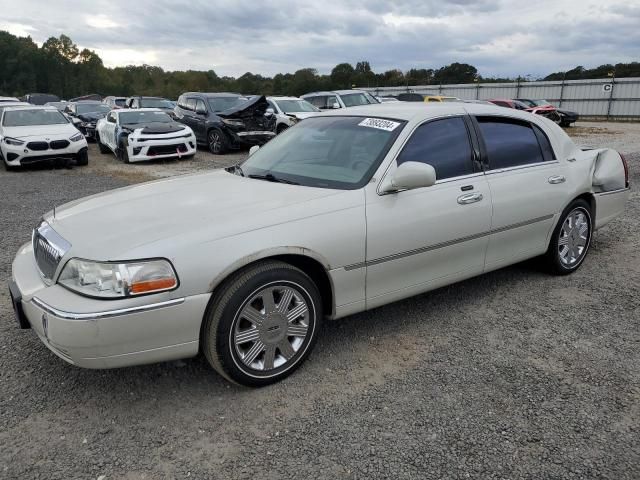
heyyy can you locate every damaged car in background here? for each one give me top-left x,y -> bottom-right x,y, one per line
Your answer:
174,93 -> 275,154
95,108 -> 196,163
1,105 -> 88,170
515,99 -> 579,127
64,101 -> 112,140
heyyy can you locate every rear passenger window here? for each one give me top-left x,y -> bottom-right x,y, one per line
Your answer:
397,117 -> 474,180
532,124 -> 556,162
477,117 -> 544,169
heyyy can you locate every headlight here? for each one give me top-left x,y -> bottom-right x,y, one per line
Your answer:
59,258 -> 178,298
222,119 -> 245,127
70,133 -> 85,142
3,137 -> 24,146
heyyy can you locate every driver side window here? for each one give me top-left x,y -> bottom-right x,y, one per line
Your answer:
396,117 -> 475,181
107,112 -> 116,123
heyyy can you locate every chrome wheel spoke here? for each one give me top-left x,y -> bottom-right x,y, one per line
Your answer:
277,289 -> 294,314
241,307 -> 264,326
235,328 -> 260,345
558,235 -> 570,246
243,340 -> 265,365
263,345 -> 276,370
287,302 -> 308,322
288,324 -> 308,337
263,288 -> 277,314
278,340 -> 295,359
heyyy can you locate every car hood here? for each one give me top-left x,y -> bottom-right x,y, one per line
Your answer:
217,95 -> 269,118
3,123 -> 76,139
46,170 -> 348,260
123,121 -> 186,135
286,112 -> 317,120
77,112 -> 107,122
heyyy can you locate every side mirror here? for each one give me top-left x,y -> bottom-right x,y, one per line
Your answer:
381,162 -> 437,193
249,145 -> 260,156
331,102 -> 340,109
265,108 -> 275,116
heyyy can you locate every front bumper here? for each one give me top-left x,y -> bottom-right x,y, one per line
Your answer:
2,138 -> 88,166
226,129 -> 276,146
127,134 -> 197,163
10,242 -> 209,369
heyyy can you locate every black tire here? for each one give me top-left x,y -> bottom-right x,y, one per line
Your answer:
179,154 -> 195,160
118,141 -> 130,164
201,261 -> 323,387
97,134 -> 110,154
543,199 -> 593,275
76,148 -> 88,166
208,128 -> 228,155
560,120 -> 571,128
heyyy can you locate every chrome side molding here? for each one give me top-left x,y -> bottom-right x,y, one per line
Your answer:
30,297 -> 185,321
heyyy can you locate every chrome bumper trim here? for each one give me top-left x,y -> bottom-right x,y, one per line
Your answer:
595,187 -> 630,196
30,297 -> 185,321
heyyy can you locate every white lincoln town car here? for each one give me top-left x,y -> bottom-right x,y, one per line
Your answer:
9,103 -> 629,386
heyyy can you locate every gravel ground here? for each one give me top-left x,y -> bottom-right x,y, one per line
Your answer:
0,123 -> 638,480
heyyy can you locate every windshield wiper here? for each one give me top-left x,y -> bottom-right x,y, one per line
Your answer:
248,173 -> 299,185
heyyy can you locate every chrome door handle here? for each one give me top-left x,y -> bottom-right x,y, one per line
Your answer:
548,175 -> 566,184
457,193 -> 483,205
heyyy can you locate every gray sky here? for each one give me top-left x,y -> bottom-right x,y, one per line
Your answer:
0,0 -> 637,78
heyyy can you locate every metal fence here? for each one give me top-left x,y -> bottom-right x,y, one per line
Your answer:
363,77 -> 640,120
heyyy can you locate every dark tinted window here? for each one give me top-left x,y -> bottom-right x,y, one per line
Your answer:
397,117 -> 474,180
477,117 -> 544,169
532,124 -> 556,161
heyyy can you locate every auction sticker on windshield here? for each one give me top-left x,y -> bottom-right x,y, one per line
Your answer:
358,118 -> 401,131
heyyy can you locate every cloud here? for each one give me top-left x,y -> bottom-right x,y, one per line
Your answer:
0,0 -> 635,79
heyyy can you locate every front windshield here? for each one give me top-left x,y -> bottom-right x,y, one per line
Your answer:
2,109 -> 68,126
240,116 -> 405,189
532,100 -> 551,106
139,98 -> 173,109
275,100 -> 319,113
114,98 -> 126,107
340,93 -> 379,107
208,96 -> 247,112
119,111 -> 172,124
76,104 -> 111,115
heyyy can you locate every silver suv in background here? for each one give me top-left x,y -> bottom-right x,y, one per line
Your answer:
301,89 -> 379,110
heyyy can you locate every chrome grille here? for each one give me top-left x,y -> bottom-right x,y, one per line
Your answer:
32,221 -> 71,281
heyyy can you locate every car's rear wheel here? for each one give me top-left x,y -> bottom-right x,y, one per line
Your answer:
201,261 -> 323,387
97,134 -> 110,154
543,199 -> 592,275
208,128 -> 228,155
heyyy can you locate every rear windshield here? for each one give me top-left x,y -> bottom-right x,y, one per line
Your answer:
76,104 -> 111,115
139,98 -> 173,109
2,109 -> 68,126
115,99 -> 126,107
207,96 -> 248,112
275,99 -> 319,113
340,92 -> 379,107
119,111 -> 172,124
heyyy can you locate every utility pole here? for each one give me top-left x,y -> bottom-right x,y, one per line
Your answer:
606,69 -> 616,120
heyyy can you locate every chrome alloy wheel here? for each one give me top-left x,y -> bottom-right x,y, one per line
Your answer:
558,208 -> 590,267
232,284 -> 312,373
209,131 -> 222,153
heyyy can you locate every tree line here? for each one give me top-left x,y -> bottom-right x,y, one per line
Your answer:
1,32 -> 639,100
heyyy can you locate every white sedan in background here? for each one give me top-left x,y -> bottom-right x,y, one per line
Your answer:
266,96 -> 320,133
95,108 -> 196,163
9,103 -> 629,386
1,106 -> 88,170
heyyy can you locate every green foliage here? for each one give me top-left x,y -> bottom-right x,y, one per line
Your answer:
1,30 -> 638,100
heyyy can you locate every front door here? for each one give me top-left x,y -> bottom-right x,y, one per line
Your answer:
365,116 -> 493,309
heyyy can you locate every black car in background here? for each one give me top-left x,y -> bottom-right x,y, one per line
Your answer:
515,98 -> 579,127
23,93 -> 61,105
64,101 -> 112,139
125,96 -> 176,117
174,92 -> 275,154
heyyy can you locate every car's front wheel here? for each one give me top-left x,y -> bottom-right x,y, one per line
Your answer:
201,261 -> 323,387
76,148 -> 88,166
208,128 -> 228,155
544,199 -> 593,275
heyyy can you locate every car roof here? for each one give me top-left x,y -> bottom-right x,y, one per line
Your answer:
2,105 -> 58,111
267,96 -> 303,101
116,108 -> 164,113
315,101 -> 545,123
182,92 -> 242,98
302,90 -> 369,97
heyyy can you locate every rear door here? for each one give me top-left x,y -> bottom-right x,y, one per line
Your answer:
473,116 -> 568,270
365,116 -> 493,308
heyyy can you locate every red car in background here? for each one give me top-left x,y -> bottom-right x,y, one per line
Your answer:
488,98 -> 562,124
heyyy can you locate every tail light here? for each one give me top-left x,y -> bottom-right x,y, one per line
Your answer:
619,152 -> 630,188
